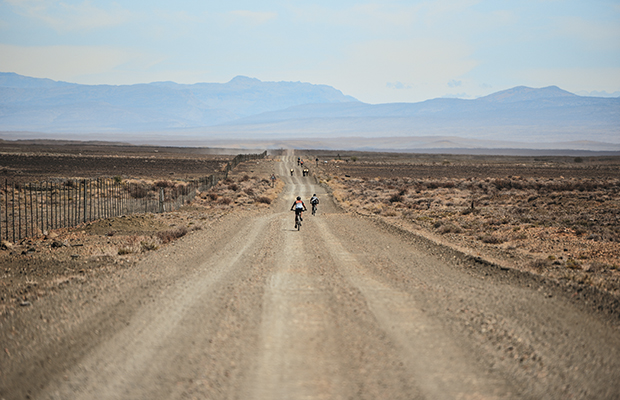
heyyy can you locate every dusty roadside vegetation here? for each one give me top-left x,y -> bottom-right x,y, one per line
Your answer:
310,153 -> 620,298
0,153 -> 283,318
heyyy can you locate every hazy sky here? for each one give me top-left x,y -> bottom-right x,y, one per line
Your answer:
1,0 -> 619,103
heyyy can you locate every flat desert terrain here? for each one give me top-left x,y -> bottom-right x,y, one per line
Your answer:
1,143 -> 619,399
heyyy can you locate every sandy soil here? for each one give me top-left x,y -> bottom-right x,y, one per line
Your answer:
1,153 -> 619,399
309,153 -> 620,300
0,141 -> 232,183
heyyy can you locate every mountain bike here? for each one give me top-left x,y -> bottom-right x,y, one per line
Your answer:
311,203 -> 317,216
293,210 -> 302,230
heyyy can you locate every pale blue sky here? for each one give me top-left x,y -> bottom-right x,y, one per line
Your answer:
1,0 -> 619,103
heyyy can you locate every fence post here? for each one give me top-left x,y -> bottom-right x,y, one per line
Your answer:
89,180 -> 92,223
83,180 -> 86,224
40,183 -> 43,235
159,188 -> 165,213
52,182 -> 56,230
74,179 -> 78,226
97,179 -> 100,220
33,184 -> 38,236
12,183 -> 16,242
46,182 -> 49,232
56,182 -> 59,229
104,179 -> 108,219
4,180 -> 7,241
62,183 -> 65,229
0,183 -> 2,243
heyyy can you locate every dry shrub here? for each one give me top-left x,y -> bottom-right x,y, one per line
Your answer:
241,175 -> 250,182
566,258 -> 582,270
425,181 -> 454,189
530,259 -> 551,273
437,223 -> 462,234
244,188 -> 255,196
228,183 -> 239,191
586,261 -> 606,273
256,196 -> 271,204
129,183 -> 149,199
389,193 -> 404,203
155,180 -> 175,188
140,241 -> 159,251
370,204 -> 385,214
157,227 -> 188,244
479,234 -> 503,244
217,197 -> 232,205
208,192 -> 218,201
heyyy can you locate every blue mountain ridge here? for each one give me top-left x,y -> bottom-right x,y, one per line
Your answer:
0,72 -> 357,129
0,72 -> 618,148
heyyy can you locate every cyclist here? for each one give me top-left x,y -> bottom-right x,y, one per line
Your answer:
290,168 -> 294,176
270,173 -> 276,187
291,196 -> 307,223
310,194 -> 319,215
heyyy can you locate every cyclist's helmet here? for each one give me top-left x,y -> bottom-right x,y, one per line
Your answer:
313,194 -> 316,196
297,196 -> 301,200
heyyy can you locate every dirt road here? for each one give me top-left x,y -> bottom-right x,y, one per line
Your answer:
2,156 -> 620,399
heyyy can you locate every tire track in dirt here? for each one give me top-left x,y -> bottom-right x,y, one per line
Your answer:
242,155 -> 344,399
243,214 -> 348,400
312,216 -> 517,399
244,156 -> 420,399
307,210 -> 620,399
36,212 -> 280,399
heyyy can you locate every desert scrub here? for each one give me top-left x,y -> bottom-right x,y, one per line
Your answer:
118,247 -> 132,255
217,197 -> 232,205
565,258 -> 582,270
436,223 -> 462,234
479,234 -> 504,244
256,196 -> 271,204
140,241 -> 159,251
155,180 -> 175,188
530,259 -> 551,273
157,227 -> 188,244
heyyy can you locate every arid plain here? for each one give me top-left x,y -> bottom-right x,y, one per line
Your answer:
1,142 -> 619,399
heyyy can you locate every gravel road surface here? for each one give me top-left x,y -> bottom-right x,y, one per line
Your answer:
2,156 -> 619,399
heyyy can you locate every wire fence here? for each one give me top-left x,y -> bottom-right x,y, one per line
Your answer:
0,151 -> 266,243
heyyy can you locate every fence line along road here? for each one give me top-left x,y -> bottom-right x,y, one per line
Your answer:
0,151 -> 267,244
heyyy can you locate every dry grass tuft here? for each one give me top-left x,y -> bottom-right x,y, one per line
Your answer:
157,227 -> 188,244
256,196 -> 271,204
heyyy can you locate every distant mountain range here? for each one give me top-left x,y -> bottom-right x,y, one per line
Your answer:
0,72 -> 619,151
0,72 -> 356,131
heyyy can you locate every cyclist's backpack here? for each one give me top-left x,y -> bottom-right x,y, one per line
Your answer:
295,200 -> 304,209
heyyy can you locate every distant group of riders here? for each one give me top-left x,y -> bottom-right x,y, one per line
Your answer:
290,157 -> 311,176
269,157 -> 321,230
